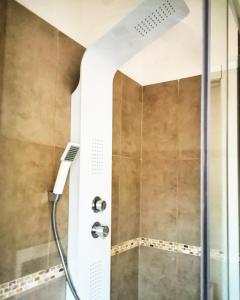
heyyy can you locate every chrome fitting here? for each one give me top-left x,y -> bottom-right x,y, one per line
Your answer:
48,192 -> 61,203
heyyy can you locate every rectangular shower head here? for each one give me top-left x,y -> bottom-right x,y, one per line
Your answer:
60,143 -> 80,162
88,0 -> 190,68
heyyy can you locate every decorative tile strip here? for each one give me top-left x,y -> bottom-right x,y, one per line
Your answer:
111,237 -> 204,257
0,264 -> 64,300
111,238 -> 141,256
140,237 -> 201,256
0,238 -> 224,299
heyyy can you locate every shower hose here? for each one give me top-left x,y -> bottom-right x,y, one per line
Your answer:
51,197 -> 80,300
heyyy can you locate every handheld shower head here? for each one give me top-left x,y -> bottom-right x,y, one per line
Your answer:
53,143 -> 80,195
49,143 -> 81,300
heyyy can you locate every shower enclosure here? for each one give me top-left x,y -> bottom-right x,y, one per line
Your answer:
207,0 -> 240,299
0,0 -> 239,300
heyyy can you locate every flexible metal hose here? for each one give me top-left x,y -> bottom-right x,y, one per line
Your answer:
51,198 -> 80,300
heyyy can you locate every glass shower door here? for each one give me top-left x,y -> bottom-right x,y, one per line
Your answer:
208,0 -> 240,299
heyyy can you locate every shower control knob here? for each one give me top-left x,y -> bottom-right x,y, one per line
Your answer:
91,222 -> 109,239
92,196 -> 107,213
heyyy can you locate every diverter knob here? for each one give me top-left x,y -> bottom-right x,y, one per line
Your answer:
91,222 -> 109,238
92,196 -> 107,213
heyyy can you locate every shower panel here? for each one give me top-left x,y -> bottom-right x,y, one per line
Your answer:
68,1 -> 189,299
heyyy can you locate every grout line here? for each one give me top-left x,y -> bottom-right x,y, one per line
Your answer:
47,30 -> 60,271
119,73 -> 123,157
140,85 -> 143,162
176,77 -> 180,295
177,79 -> 181,161
139,84 -> 144,247
138,74 -> 143,298
117,73 -> 123,245
176,158 -> 179,297
112,155 -> 201,162
176,80 -> 180,295
112,154 -> 140,160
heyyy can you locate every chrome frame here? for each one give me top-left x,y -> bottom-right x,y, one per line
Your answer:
201,0 -> 210,299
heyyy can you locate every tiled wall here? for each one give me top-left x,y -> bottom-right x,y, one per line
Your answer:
0,0 -> 84,291
0,1 -> 201,299
0,1 -> 6,100
111,72 -> 142,300
111,76 -> 201,300
139,77 -> 201,300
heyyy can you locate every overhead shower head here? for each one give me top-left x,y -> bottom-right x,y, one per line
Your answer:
83,0 -> 190,70
52,143 -> 80,196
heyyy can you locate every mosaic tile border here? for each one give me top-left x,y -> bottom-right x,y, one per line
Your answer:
140,237 -> 201,256
0,238 -> 224,299
0,264 -> 64,300
111,237 -> 202,257
111,238 -> 141,256
111,237 -> 224,260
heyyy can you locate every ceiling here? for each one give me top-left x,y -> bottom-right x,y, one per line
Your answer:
15,0 -> 236,85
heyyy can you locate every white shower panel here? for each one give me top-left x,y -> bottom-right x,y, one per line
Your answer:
68,1 -> 189,299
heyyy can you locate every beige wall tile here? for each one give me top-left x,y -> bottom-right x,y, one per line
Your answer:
111,251 -> 138,300
118,157 -> 140,243
178,76 -> 201,160
141,77 -> 200,245
0,224 -> 16,282
0,136 -> 54,248
141,158 -> 178,241
1,0 -> 58,146
112,71 -> 123,156
139,247 -> 176,300
0,136 -> 54,282
0,0 -> 6,101
142,81 -> 179,160
54,33 -> 85,148
0,1 -> 6,37
110,255 -> 119,300
117,248 -> 138,300
176,254 -> 200,300
177,159 -> 200,246
111,155 -> 120,246
121,74 -> 142,159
